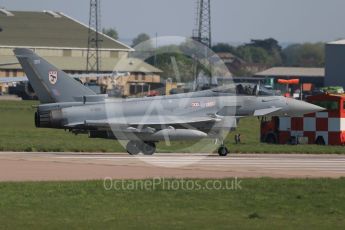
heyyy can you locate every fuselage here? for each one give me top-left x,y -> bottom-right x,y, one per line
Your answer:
35,87 -> 320,142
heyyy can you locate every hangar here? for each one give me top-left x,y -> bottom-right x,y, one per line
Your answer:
254,67 -> 324,86
0,9 -> 161,95
254,67 -> 324,95
325,40 -> 345,88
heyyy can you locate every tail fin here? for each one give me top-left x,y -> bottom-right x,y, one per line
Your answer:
13,48 -> 96,103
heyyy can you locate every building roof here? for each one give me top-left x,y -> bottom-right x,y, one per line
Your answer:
0,55 -> 162,73
0,10 -> 131,50
327,40 -> 345,45
113,58 -> 162,73
254,67 -> 325,78
216,52 -> 245,65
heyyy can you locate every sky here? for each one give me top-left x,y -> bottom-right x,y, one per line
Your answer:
2,0 -> 345,45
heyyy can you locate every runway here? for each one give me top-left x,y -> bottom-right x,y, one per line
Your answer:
0,152 -> 344,181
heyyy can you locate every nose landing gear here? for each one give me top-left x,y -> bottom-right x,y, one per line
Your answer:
216,138 -> 229,156
218,145 -> 229,156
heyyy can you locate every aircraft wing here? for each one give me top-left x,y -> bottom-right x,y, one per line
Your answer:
253,107 -> 282,116
67,115 -> 220,130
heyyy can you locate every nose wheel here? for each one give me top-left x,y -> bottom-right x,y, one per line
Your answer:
217,137 -> 229,156
218,146 -> 229,156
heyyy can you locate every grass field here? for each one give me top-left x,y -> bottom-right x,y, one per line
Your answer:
0,100 -> 345,153
0,178 -> 344,229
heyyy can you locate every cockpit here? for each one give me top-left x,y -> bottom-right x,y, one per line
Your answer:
212,83 -> 278,96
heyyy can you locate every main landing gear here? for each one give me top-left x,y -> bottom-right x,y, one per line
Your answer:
126,140 -> 230,157
126,141 -> 156,155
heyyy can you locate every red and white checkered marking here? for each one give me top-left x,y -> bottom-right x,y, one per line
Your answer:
279,112 -> 345,145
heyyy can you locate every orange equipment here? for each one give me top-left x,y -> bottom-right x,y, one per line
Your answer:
277,79 -> 300,85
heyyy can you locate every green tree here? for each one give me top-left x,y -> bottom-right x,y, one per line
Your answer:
283,43 -> 324,67
147,51 -> 195,82
132,33 -> 151,47
248,38 -> 282,53
237,46 -> 271,65
246,38 -> 283,65
212,43 -> 236,54
102,28 -> 118,40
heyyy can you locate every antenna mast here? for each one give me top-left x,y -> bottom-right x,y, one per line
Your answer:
192,0 -> 212,90
192,0 -> 212,48
86,0 -> 102,72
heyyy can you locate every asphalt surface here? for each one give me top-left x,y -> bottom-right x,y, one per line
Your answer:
0,152 -> 344,181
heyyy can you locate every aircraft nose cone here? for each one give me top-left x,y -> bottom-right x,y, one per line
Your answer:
285,98 -> 325,116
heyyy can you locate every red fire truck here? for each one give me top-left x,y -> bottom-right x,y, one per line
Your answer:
261,93 -> 345,145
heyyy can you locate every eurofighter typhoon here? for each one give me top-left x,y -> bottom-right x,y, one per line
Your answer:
14,48 -> 324,156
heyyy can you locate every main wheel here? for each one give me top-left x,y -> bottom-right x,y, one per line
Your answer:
126,141 -> 141,155
218,146 -> 229,156
141,142 -> 156,155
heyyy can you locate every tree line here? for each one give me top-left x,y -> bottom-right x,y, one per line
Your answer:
212,39 -> 324,67
102,28 -> 325,77
212,38 -> 325,75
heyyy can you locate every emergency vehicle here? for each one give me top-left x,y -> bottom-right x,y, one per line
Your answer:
261,93 -> 345,145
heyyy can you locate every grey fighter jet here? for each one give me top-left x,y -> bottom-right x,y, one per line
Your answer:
14,48 -> 324,156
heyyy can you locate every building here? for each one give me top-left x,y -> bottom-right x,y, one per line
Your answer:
254,67 -> 325,91
216,52 -> 272,77
325,40 -> 345,88
0,9 -> 161,95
